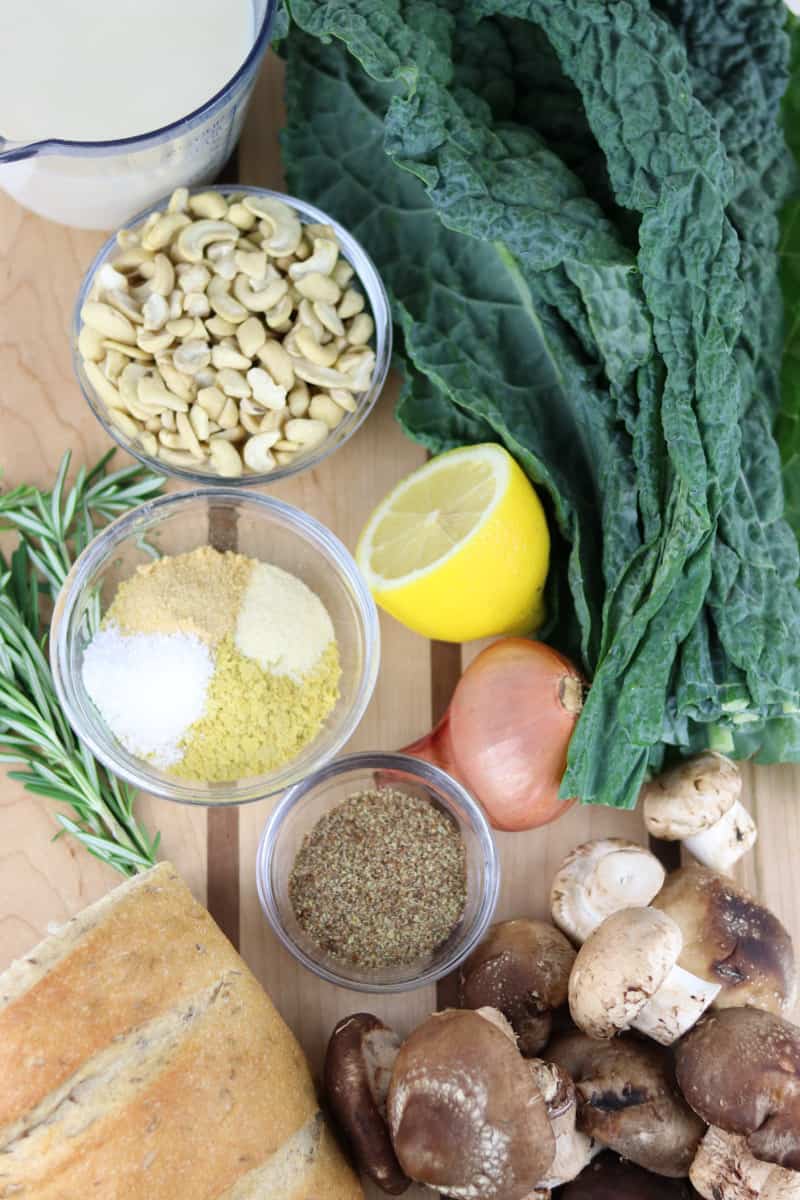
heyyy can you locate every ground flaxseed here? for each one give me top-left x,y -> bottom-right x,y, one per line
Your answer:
288,786 -> 467,969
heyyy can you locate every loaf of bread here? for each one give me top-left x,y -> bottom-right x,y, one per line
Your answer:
0,862 -> 363,1200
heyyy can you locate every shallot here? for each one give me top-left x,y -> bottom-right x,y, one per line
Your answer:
403,638 -> 583,831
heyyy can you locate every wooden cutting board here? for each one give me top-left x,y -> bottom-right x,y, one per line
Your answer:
1,53 -> 799,1200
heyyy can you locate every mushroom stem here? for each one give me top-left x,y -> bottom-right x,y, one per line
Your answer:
690,1128 -> 800,1200
528,1060 -> 597,1188
632,964 -> 721,1045
683,800 -> 757,874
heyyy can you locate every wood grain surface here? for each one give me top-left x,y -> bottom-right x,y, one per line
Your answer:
1,50 -> 799,1200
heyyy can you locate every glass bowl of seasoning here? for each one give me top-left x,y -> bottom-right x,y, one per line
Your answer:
256,752 -> 500,992
72,185 -> 392,486
50,489 -> 380,805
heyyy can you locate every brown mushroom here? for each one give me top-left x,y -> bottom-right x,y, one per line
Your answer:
560,1153 -> 701,1198
568,907 -> 720,1044
547,1028 -> 706,1177
324,1013 -> 409,1194
652,865 -> 796,1014
459,919 -> 576,1055
641,752 -> 756,874
386,1008 -> 555,1199
676,1007 -> 800,1171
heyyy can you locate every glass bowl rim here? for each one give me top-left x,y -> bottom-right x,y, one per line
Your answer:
72,184 -> 393,487
50,488 -> 381,806
255,751 -> 501,993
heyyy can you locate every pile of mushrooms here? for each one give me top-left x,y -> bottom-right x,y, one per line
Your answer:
322,753 -> 799,1199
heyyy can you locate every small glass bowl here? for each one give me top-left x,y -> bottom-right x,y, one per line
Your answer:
72,186 -> 392,486
50,490 -> 380,806
256,752 -> 500,992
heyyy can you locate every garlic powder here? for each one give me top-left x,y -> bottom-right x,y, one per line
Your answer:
234,563 -> 334,680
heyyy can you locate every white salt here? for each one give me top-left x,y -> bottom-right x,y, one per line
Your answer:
234,563 -> 334,680
82,624 -> 214,767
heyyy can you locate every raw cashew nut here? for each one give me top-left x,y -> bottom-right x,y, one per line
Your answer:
243,195 -> 302,255
80,301 -> 137,345
289,237 -> 339,280
173,339 -> 211,376
243,432 -> 279,472
233,272 -> 288,313
141,212 -> 191,252
236,316 -> 267,359
209,438 -> 243,477
188,191 -> 230,220
247,367 -> 287,410
176,219 -> 238,263
207,275 -> 249,324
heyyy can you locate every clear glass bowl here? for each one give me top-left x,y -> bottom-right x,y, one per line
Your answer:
256,752 -> 500,992
72,186 -> 392,484
50,490 -> 380,806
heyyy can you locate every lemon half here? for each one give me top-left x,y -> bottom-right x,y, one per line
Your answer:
356,444 -> 550,642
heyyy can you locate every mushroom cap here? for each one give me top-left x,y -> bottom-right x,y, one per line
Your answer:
550,838 -> 666,944
568,907 -> 683,1039
560,1153 -> 700,1198
548,1029 -> 706,1177
642,752 -> 741,840
387,1008 -> 555,1199
458,920 -> 576,1056
676,1007 -> 800,1171
324,1012 -> 409,1194
652,865 -> 796,1014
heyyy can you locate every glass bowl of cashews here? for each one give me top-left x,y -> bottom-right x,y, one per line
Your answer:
72,185 -> 392,483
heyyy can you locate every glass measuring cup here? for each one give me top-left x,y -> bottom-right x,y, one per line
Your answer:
0,0 -> 277,230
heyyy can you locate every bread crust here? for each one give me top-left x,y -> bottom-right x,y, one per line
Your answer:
0,863 -> 362,1200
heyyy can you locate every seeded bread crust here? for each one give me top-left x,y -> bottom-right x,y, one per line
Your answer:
0,862 -> 362,1200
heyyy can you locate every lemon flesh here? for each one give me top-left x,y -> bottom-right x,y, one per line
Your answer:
356,444 -> 550,642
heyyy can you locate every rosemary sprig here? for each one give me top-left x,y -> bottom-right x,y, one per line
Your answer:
0,450 -> 165,876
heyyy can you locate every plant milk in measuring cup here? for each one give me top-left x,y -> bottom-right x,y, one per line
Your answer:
0,0 -> 275,229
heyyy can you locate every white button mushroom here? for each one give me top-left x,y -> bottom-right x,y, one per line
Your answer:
641,752 -> 756,874
568,907 -> 721,1045
550,838 -> 666,944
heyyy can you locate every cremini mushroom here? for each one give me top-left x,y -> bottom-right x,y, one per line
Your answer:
458,919 -> 576,1056
641,752 -> 756,873
550,838 -> 666,944
676,1008 -> 800,1178
386,1008 -> 555,1199
560,1154 -> 701,1198
548,1029 -> 705,1178
528,1058 -> 597,1187
568,907 -> 720,1044
324,1013 -> 409,1195
652,865 -> 796,1013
